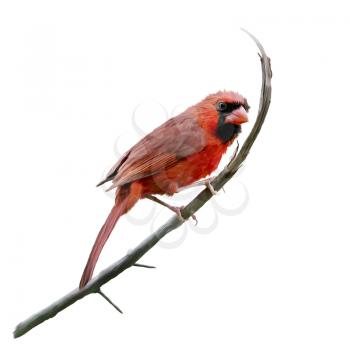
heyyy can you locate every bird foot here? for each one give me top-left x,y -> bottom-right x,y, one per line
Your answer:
205,179 -> 218,195
171,205 -> 185,222
169,205 -> 198,225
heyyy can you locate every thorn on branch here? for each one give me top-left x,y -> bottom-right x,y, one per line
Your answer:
97,289 -> 123,314
133,263 -> 156,269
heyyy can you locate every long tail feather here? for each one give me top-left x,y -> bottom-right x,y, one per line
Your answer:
79,191 -> 129,289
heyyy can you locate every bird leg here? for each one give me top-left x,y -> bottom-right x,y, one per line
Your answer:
145,194 -> 197,224
177,177 -> 219,195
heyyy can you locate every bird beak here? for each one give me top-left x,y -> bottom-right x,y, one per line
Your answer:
226,106 -> 249,125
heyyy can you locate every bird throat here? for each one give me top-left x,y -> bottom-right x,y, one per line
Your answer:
216,113 -> 241,143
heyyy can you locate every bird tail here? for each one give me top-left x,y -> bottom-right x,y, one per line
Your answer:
79,187 -> 131,289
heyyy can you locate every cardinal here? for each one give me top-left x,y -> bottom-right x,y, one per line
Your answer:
79,91 -> 249,288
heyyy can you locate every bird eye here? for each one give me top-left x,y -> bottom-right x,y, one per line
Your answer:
217,102 -> 227,112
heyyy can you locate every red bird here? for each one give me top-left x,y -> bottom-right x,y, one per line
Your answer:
79,91 -> 249,288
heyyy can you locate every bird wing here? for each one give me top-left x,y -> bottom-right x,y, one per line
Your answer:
99,111 -> 206,189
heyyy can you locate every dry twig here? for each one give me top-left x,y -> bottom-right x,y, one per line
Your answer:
13,28 -> 272,338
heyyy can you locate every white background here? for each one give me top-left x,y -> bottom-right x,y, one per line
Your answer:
1,0 -> 350,349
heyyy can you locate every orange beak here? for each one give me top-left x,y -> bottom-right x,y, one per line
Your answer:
226,106 -> 249,125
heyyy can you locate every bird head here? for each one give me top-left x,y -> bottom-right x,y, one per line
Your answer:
199,91 -> 249,143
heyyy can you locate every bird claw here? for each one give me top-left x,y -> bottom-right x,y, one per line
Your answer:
191,213 -> 198,226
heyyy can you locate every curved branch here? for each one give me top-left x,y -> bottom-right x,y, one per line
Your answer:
13,29 -> 272,339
